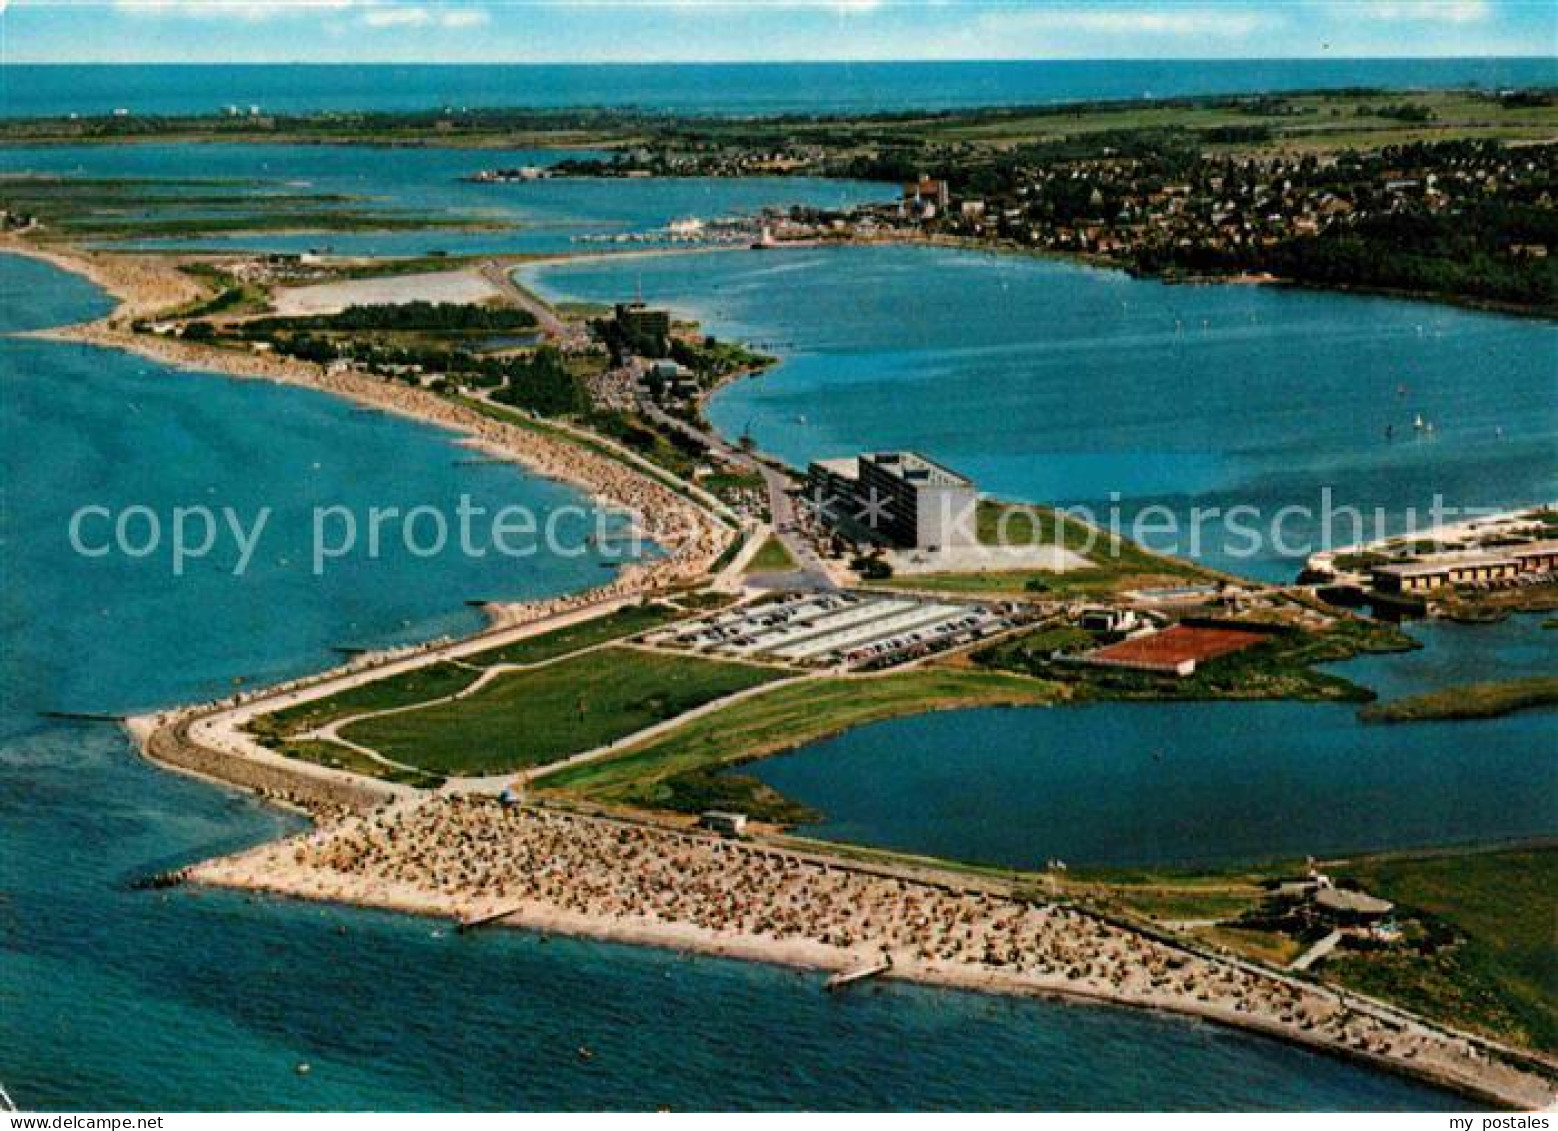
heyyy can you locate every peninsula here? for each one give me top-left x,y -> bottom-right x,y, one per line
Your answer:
6,84 -> 1556,1112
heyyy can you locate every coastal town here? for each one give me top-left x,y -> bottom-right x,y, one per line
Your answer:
2,60 -> 1555,1116
428,91 -> 1558,313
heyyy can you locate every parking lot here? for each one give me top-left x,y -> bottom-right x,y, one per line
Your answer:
641,590 -> 1029,670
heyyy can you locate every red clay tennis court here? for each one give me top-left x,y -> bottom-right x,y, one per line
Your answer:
1090,623 -> 1268,667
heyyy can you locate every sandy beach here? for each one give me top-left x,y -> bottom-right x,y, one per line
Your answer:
189,795 -> 1557,1110
2,237 -> 733,606
270,268 -> 504,316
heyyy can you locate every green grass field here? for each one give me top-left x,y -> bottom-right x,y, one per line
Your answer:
876,500 -> 1213,598
535,667 -> 1062,815
339,646 -> 786,775
912,90 -> 1558,153
1325,847 -> 1558,1052
248,661 -> 482,743
275,738 -> 447,790
744,536 -> 798,573
465,602 -> 683,667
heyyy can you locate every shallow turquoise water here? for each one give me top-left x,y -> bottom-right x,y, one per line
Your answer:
0,258 -> 1474,1110
749,616 -> 1558,870
526,245 -> 1558,580
1,143 -> 885,258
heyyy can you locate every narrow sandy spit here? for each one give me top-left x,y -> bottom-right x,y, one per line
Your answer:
1,236 -> 733,602
187,796 -> 1556,1111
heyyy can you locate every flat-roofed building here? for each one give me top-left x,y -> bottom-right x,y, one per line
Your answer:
1313,887 -> 1395,923
1373,553 -> 1522,594
806,456 -> 860,514
807,451 -> 976,550
614,300 -> 671,340
857,451 -> 977,549
1513,539 -> 1558,573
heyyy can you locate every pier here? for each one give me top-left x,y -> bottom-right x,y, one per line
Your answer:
455,904 -> 525,933
40,710 -> 127,723
825,958 -> 893,992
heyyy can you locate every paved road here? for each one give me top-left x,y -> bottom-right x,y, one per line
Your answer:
637,399 -> 836,586
1290,928 -> 1345,972
480,262 -> 832,585
480,259 -> 584,346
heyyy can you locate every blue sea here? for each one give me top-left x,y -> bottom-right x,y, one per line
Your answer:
4,59 -> 1556,119
524,245 -> 1558,580
1,255 -> 1479,1110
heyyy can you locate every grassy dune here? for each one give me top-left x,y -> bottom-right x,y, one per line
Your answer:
465,602 -> 683,667
1326,847 -> 1558,1052
1360,676 -> 1558,723
249,661 -> 482,742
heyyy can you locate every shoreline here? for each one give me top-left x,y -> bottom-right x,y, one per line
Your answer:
186,796 -> 1557,1110
1,236 -> 734,602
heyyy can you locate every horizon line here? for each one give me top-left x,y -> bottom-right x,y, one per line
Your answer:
8,53 -> 1555,65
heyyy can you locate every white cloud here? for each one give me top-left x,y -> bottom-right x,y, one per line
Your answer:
113,0 -> 355,14
978,5 -> 1274,40
1367,0 -> 1491,23
359,5 -> 487,28
362,5 -> 430,25
111,0 -> 487,28
533,0 -> 883,9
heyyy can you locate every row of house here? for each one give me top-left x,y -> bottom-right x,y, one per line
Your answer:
1371,539 -> 1558,594
902,139 -> 1554,267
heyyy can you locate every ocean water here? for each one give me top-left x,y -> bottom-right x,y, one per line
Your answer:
1,143 -> 885,258
524,245 -> 1558,580
0,253 -> 637,713
748,615 -> 1558,870
0,256 -> 1475,1110
5,59 -> 1556,119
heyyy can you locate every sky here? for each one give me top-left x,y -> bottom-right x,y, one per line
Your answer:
1,0 -> 1554,64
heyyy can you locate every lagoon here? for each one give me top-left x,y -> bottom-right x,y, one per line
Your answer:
525,245 -> 1558,580
748,616 -> 1558,871
1,143 -> 885,258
